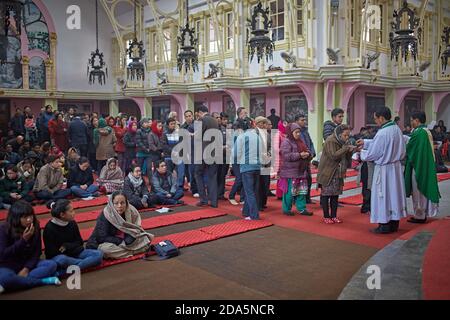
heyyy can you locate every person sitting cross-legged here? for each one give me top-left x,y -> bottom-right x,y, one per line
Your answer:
33,156 -> 72,201
67,157 -> 99,200
123,164 -> 158,210
0,165 -> 34,209
151,161 -> 184,205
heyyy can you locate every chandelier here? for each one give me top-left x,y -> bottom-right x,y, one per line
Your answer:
126,0 -> 145,81
247,1 -> 275,63
87,0 -> 108,85
0,0 -> 24,37
389,0 -> 421,62
177,0 -> 198,73
441,27 -> 450,72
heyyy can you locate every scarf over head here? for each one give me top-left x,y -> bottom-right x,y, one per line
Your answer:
151,120 -> 163,138
287,123 -> 308,153
100,158 -> 124,181
334,124 -> 348,146
93,118 -> 113,145
103,196 -> 153,250
127,121 -> 137,134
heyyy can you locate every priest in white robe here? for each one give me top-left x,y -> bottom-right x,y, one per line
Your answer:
360,106 -> 408,234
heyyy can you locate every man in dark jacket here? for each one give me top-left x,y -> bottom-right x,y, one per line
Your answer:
296,112 -> 316,203
267,108 -> 281,129
38,105 -> 54,144
181,110 -> 199,197
323,108 -> 344,141
9,108 -> 25,136
194,105 -> 220,208
68,157 -> 98,199
68,116 -> 89,157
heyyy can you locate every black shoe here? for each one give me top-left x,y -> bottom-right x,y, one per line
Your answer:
390,220 -> 400,232
196,202 -> 208,207
370,223 -> 393,234
299,210 -> 313,216
210,204 -> 218,208
407,217 -> 427,224
284,212 -> 295,216
360,208 -> 370,214
176,200 -> 185,205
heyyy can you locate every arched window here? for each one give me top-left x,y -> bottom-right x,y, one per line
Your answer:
0,0 -> 51,89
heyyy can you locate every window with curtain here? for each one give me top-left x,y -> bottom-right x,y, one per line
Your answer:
297,0 -> 304,37
269,0 -> 285,42
226,12 -> 234,51
208,17 -> 218,54
195,19 -> 203,53
163,29 -> 172,62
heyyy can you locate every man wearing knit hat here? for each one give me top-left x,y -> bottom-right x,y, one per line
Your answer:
255,116 -> 272,210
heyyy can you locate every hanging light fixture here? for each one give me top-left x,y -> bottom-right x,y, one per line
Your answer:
247,1 -> 275,63
0,0 -> 24,37
87,0 -> 108,85
177,0 -> 198,73
126,0 -> 146,81
440,26 -> 450,72
389,0 -> 421,62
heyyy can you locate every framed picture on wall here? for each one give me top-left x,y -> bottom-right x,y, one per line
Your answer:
365,95 -> 385,126
223,95 -> 236,123
250,94 -> 266,118
404,97 -> 422,127
152,100 -> 171,122
281,93 -> 308,123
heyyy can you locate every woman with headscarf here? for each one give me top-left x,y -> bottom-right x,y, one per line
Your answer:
97,158 -> 124,194
279,123 -> 313,216
145,120 -> 164,175
94,118 -> 117,174
123,121 -> 138,174
317,124 -> 357,224
275,120 -> 288,199
86,191 -> 154,260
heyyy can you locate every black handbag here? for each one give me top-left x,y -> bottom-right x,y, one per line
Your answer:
143,240 -> 179,261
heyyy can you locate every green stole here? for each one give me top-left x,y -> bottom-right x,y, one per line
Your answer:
405,125 -> 440,203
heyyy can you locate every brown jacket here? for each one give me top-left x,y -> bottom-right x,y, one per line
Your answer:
33,163 -> 64,193
96,130 -> 117,161
317,134 -> 353,187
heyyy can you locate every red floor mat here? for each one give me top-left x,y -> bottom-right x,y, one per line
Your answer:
437,172 -> 450,182
41,209 -> 228,250
422,220 -> 450,299
339,194 -> 363,205
85,219 -> 273,272
0,196 -> 109,221
37,203 -> 183,228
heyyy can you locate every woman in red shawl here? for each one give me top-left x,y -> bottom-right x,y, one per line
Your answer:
113,116 -> 127,172
48,112 -> 68,152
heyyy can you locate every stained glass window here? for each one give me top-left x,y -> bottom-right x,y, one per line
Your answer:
29,56 -> 46,90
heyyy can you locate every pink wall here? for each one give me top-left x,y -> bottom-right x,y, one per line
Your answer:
10,98 -> 44,116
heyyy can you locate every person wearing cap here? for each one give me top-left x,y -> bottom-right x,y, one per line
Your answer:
255,116 -> 271,210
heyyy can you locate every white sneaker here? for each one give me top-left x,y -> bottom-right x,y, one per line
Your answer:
81,196 -> 94,201
193,193 -> 200,198
229,199 -> 239,206
244,217 -> 252,221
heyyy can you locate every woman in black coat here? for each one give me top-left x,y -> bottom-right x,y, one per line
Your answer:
123,164 -> 157,209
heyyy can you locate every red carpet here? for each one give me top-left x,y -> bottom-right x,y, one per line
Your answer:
85,219 -> 273,272
437,172 -> 450,182
37,203 -> 183,228
209,192 -> 431,249
0,196 -> 109,221
339,194 -> 363,205
40,209 -> 229,249
422,219 -> 450,299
